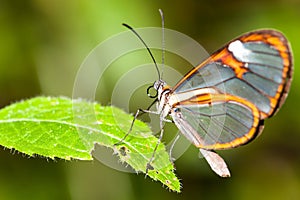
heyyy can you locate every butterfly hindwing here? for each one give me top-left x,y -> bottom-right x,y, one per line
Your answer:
171,92 -> 262,149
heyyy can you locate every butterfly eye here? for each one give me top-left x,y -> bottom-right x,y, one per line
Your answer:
147,85 -> 158,98
174,107 -> 181,113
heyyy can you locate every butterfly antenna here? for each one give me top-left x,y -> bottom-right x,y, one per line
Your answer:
159,9 -> 165,78
122,23 -> 161,80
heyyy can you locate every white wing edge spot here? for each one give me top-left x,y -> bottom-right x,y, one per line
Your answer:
228,40 -> 251,66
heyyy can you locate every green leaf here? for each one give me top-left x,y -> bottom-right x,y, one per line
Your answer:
0,97 -> 180,192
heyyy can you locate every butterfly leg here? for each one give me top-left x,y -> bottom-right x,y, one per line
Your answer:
115,109 -> 146,145
146,117 -> 178,173
115,109 -> 161,147
146,119 -> 165,174
168,134 -> 180,162
114,98 -> 159,146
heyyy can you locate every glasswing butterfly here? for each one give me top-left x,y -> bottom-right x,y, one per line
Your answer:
122,10 -> 293,177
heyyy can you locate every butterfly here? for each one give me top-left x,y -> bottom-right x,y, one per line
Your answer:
122,19 -> 293,177
148,29 -> 293,176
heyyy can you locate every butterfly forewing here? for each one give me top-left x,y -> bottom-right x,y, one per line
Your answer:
173,30 -> 292,118
169,30 -> 292,149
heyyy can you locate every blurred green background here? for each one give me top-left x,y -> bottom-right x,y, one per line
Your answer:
0,0 -> 300,199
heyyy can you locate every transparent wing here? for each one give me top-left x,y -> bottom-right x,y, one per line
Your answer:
172,30 -> 293,119
170,93 -> 262,149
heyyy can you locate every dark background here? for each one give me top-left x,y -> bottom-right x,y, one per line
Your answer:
0,0 -> 299,199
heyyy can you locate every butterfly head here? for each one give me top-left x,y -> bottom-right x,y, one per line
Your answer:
154,79 -> 166,90
147,79 -> 167,99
